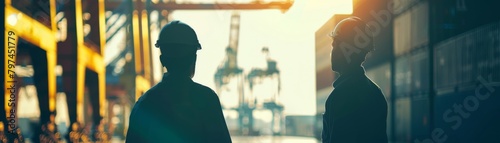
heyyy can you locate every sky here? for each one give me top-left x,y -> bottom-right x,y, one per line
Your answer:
161,0 -> 353,115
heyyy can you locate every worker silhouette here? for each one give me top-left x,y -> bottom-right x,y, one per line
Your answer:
322,17 -> 388,143
126,20 -> 232,143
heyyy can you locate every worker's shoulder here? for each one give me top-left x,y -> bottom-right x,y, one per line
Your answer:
347,75 -> 378,87
335,75 -> 382,94
134,83 -> 163,104
140,83 -> 161,96
191,81 -> 218,96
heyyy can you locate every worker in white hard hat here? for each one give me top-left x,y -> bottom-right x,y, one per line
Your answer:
126,20 -> 232,143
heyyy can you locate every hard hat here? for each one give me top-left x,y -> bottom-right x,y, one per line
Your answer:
330,17 -> 374,52
155,20 -> 201,50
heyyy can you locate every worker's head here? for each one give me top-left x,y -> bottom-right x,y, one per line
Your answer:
330,17 -> 374,73
155,20 -> 201,77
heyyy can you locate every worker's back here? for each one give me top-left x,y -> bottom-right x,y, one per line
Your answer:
126,73 -> 232,143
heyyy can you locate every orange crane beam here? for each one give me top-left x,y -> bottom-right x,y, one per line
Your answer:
105,2 -> 294,10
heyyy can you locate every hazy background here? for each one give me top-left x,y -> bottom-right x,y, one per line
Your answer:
158,0 -> 352,116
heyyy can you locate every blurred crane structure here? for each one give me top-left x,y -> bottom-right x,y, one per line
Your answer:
214,15 -> 285,135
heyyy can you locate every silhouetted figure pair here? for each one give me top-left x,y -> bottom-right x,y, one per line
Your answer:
126,18 -> 387,143
126,21 -> 232,143
322,17 -> 388,143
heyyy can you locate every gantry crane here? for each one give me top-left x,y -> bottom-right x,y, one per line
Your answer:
4,0 -> 59,141
4,0 -> 107,142
246,47 -> 284,135
213,11 -> 284,135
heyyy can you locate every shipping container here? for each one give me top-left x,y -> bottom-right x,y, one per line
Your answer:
394,1 -> 430,57
393,10 -> 411,56
410,1 -> 429,48
410,97 -> 430,141
389,0 -> 419,15
357,0 -> 500,142
394,43 -> 431,143
461,30 -> 475,87
492,22 -> 500,81
409,48 -> 432,141
410,48 -> 429,98
477,27 -> 490,80
395,56 -> 411,97
394,97 -> 411,143
435,21 -> 500,91
434,38 -> 457,90
433,21 -> 500,142
434,89 -> 500,143
431,0 -> 500,42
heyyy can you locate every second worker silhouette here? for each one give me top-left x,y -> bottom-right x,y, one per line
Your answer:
322,17 -> 388,143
